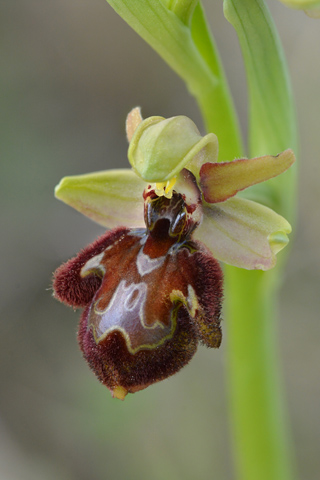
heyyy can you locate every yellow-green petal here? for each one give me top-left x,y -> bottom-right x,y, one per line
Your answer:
55,169 -> 146,229
200,149 -> 295,204
128,114 -> 218,182
194,197 -> 291,270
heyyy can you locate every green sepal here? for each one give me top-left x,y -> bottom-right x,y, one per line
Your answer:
55,169 -> 146,229
194,197 -> 291,270
128,114 -> 218,182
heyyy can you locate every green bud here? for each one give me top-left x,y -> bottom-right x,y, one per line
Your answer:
128,115 -> 218,182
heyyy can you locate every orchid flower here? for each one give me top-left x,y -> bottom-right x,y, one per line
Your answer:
53,108 -> 295,399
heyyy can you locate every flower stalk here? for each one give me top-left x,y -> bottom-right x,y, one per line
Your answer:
225,266 -> 296,480
223,2 -> 298,478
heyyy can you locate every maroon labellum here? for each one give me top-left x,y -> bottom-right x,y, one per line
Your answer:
53,177 -> 223,399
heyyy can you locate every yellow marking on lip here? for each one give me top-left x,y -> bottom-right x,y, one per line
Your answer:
91,285 -> 199,354
186,284 -> 199,317
170,285 -> 199,318
90,281 -> 200,355
90,280 -> 176,354
80,252 -> 105,278
91,322 -> 176,355
170,289 -> 185,304
93,280 -> 168,332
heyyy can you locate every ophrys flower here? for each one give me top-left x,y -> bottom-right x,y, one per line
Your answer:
53,108 -> 295,399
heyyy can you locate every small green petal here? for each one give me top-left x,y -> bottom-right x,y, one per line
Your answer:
55,169 -> 146,229
194,197 -> 291,270
200,149 -> 295,204
128,115 -> 218,182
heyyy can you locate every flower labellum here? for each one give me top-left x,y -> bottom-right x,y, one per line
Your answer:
53,108 -> 295,399
53,173 -> 223,399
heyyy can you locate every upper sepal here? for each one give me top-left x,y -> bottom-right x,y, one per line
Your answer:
193,196 -> 292,270
200,149 -> 296,204
127,113 -> 218,182
55,169 -> 146,229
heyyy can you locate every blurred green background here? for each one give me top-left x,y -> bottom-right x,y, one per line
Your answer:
1,1 -> 319,479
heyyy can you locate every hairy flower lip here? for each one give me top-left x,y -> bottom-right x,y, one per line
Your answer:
55,191 -> 223,398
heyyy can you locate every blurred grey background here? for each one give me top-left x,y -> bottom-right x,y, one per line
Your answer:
1,1 -> 319,479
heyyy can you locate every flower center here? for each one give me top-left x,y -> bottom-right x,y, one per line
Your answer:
154,177 -> 177,199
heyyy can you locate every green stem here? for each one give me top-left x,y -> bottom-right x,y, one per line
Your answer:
223,1 -> 298,479
190,3 -> 243,159
224,0 -> 297,219
224,266 -> 296,480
